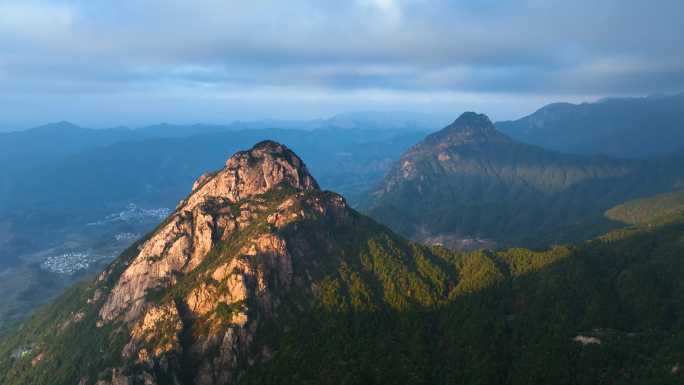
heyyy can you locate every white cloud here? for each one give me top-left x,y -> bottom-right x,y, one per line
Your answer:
0,0 -> 682,125
0,1 -> 76,52
0,2 -> 74,31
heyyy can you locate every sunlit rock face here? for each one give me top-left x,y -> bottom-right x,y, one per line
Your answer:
99,140 -> 320,324
94,140 -> 350,385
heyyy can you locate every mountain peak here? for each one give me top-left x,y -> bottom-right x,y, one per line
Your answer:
99,141 -> 330,326
30,121 -> 86,134
438,111 -> 497,138
356,111 -> 514,209
451,111 -> 493,127
182,140 -> 319,210
399,111 -> 501,157
231,139 -> 302,167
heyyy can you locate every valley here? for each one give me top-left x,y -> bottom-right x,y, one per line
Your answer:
0,205 -> 170,335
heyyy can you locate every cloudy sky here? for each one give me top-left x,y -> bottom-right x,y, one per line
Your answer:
0,0 -> 683,129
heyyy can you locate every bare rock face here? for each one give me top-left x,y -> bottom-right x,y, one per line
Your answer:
100,141 -> 318,323
121,302 -> 184,359
94,141 -> 347,385
183,140 -> 319,211
57,310 -> 85,334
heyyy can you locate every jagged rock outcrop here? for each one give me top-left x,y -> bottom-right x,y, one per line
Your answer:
93,140 -> 349,385
183,141 -> 319,210
57,310 -> 85,334
121,302 -> 183,359
99,141 -> 318,324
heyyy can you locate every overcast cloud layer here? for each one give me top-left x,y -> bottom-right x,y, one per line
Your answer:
0,0 -> 683,129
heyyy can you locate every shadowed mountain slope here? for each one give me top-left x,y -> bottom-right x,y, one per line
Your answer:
495,93 -> 684,158
354,112 -> 684,249
356,112 -> 684,213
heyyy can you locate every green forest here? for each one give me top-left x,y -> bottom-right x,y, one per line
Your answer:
366,203 -> 627,248
1,181 -> 684,384
355,114 -> 684,250
239,210 -> 684,384
606,188 -> 684,225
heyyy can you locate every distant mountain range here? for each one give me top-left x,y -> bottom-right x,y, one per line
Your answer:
354,112 -> 684,248
0,110 -> 444,191
0,112 -> 437,273
495,93 -> 684,158
0,128 -> 426,210
0,121 -> 149,176
3,101 -> 683,268
135,111 -> 447,138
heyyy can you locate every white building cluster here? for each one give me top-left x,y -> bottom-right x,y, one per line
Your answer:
115,232 -> 140,241
40,253 -> 94,275
87,204 -> 170,226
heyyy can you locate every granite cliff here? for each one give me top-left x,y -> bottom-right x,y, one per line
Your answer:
98,140 -> 320,325
93,140 -> 353,384
0,140 -> 350,385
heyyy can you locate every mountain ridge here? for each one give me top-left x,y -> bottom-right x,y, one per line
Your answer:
356,111 -> 683,212
355,111 -> 684,249
495,93 -> 684,158
0,121 -> 149,173
3,141 -> 684,383
605,187 -> 684,225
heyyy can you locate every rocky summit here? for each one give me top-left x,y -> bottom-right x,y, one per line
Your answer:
0,140 -> 353,385
98,140 -> 320,325
92,140 -> 348,384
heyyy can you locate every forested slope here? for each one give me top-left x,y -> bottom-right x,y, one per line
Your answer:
1,142 -> 684,384
356,112 -> 684,249
606,188 -> 684,225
